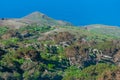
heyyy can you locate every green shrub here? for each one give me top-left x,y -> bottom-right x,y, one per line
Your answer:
63,63 -> 118,80
20,24 -> 54,33
0,26 -> 8,35
1,37 -> 19,46
48,64 -> 55,70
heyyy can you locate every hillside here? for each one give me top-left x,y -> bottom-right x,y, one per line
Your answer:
83,24 -> 120,38
0,11 -> 72,29
0,12 -> 120,80
22,11 -> 72,26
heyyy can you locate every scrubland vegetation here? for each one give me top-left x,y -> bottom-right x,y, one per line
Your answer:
0,23 -> 120,80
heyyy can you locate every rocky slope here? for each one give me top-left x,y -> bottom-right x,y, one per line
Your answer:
0,13 -> 120,80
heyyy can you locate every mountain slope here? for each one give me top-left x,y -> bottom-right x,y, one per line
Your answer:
1,12 -> 120,80
0,11 -> 72,29
22,11 -> 72,26
0,23 -> 120,80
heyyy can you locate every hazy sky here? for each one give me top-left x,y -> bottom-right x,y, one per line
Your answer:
0,0 -> 120,26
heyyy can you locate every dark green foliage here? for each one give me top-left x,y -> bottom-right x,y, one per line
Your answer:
20,24 -> 54,33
